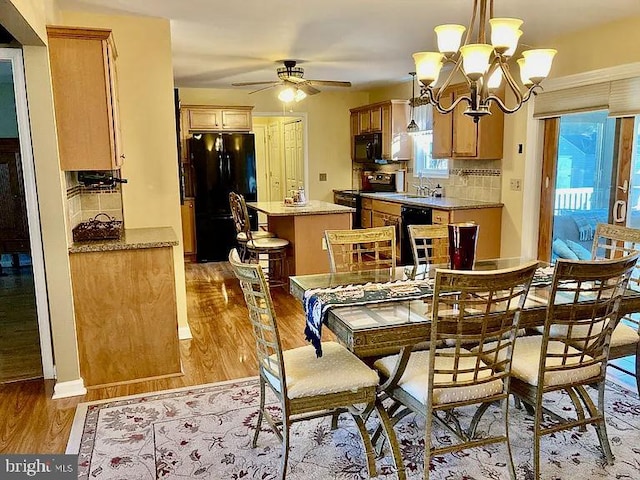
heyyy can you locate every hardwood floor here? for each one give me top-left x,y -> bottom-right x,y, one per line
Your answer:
0,261 -> 328,453
0,267 -> 43,383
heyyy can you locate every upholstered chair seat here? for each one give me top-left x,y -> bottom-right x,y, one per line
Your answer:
237,230 -> 275,242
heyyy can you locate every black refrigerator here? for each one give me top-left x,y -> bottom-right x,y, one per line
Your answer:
191,132 -> 257,262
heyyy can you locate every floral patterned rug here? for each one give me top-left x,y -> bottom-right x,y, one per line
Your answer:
67,377 -> 640,479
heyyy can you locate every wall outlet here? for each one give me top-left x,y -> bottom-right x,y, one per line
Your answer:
510,178 -> 522,191
321,238 -> 327,250
319,173 -> 327,181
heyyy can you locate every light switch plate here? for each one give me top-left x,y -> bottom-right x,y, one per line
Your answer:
319,173 -> 327,181
510,178 -> 522,191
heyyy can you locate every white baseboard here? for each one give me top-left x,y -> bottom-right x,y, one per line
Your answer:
178,325 -> 192,340
52,379 -> 87,399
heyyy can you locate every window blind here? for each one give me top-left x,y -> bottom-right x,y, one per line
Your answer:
533,83 -> 610,118
609,77 -> 640,117
534,76 -> 640,118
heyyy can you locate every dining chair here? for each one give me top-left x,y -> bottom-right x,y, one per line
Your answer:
373,261 -> 539,480
591,222 -> 640,394
485,254 -> 639,480
325,225 -> 396,273
229,192 -> 289,287
228,249 -> 405,480
408,224 -> 449,268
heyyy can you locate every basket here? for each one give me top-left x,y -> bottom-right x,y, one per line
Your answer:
72,213 -> 123,242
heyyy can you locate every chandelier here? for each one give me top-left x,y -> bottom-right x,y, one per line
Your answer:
412,0 -> 556,123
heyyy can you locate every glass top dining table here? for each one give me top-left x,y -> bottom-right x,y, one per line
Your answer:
290,258 -> 640,359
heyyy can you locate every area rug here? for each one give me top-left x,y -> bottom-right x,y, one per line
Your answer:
67,377 -> 640,479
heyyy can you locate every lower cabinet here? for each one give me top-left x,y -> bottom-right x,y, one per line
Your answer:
431,207 -> 502,260
70,246 -> 181,388
371,200 -> 402,262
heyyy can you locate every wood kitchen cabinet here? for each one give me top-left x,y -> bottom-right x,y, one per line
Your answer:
431,206 -> 502,259
371,199 -> 402,261
350,100 -> 411,161
181,197 -> 196,262
432,83 -> 504,160
361,197 -> 373,228
70,245 -> 181,387
48,27 -> 124,171
183,105 -> 253,132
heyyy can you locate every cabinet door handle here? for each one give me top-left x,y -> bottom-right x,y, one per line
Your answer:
120,154 -> 126,159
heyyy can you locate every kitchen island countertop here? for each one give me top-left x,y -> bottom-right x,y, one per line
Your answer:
247,200 -> 355,216
359,192 -> 503,210
69,226 -> 179,254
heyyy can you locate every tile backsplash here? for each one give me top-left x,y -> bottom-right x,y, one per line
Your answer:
65,171 -> 124,242
353,159 -> 502,203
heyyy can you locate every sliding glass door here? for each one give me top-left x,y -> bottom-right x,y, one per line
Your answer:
538,112 -> 637,262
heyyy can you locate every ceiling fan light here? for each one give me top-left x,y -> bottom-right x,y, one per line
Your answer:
294,89 -> 307,102
278,87 -> 296,103
459,43 -> 494,80
413,51 -> 444,86
490,18 -> 523,55
521,49 -> 557,83
434,24 -> 466,54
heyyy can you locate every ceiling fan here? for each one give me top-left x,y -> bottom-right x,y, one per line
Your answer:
231,60 -> 352,100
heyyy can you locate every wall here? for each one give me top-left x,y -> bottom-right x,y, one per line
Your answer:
58,11 -> 188,334
179,88 -> 369,202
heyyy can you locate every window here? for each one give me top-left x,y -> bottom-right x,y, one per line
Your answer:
412,104 -> 448,178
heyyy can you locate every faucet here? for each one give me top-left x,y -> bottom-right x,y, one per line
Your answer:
412,173 -> 435,197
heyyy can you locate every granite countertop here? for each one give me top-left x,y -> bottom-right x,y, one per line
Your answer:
69,226 -> 179,253
247,200 -> 355,216
359,192 -> 503,210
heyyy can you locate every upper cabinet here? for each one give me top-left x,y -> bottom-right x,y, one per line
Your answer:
184,106 -> 253,132
432,83 -> 504,160
48,27 -> 124,171
350,100 -> 411,162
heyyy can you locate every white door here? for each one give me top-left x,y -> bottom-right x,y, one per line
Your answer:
284,122 -> 297,193
295,120 -> 304,189
253,125 -> 269,224
268,122 -> 283,201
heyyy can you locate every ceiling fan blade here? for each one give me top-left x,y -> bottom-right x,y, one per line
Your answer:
283,76 -> 305,84
306,80 -> 352,88
249,84 -> 280,94
293,81 -> 321,96
232,81 -> 281,86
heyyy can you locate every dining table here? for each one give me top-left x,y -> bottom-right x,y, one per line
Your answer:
290,257 -> 640,359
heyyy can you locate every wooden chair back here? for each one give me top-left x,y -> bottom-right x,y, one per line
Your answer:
592,223 -> 640,334
228,249 -> 287,397
325,225 -> 396,273
540,253 -> 639,386
430,261 -> 539,401
229,192 -> 252,240
408,224 -> 449,267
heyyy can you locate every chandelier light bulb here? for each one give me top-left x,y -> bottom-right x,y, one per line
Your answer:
413,52 -> 444,86
489,18 -> 524,55
487,68 -> 503,89
434,24 -> 466,55
521,49 -> 557,83
517,57 -> 533,86
459,43 -> 494,80
278,87 -> 296,103
504,30 -> 523,57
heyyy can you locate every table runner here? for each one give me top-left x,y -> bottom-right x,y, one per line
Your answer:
304,266 -> 555,356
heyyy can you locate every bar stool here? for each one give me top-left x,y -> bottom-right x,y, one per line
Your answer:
229,192 -> 289,287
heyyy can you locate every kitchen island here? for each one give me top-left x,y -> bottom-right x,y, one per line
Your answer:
69,227 -> 181,388
247,200 -> 354,275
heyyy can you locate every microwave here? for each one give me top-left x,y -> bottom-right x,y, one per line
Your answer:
354,133 -> 382,163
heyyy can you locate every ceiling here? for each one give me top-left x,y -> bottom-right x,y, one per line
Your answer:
57,0 -> 640,90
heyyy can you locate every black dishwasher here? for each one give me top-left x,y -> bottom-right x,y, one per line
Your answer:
401,205 -> 432,265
